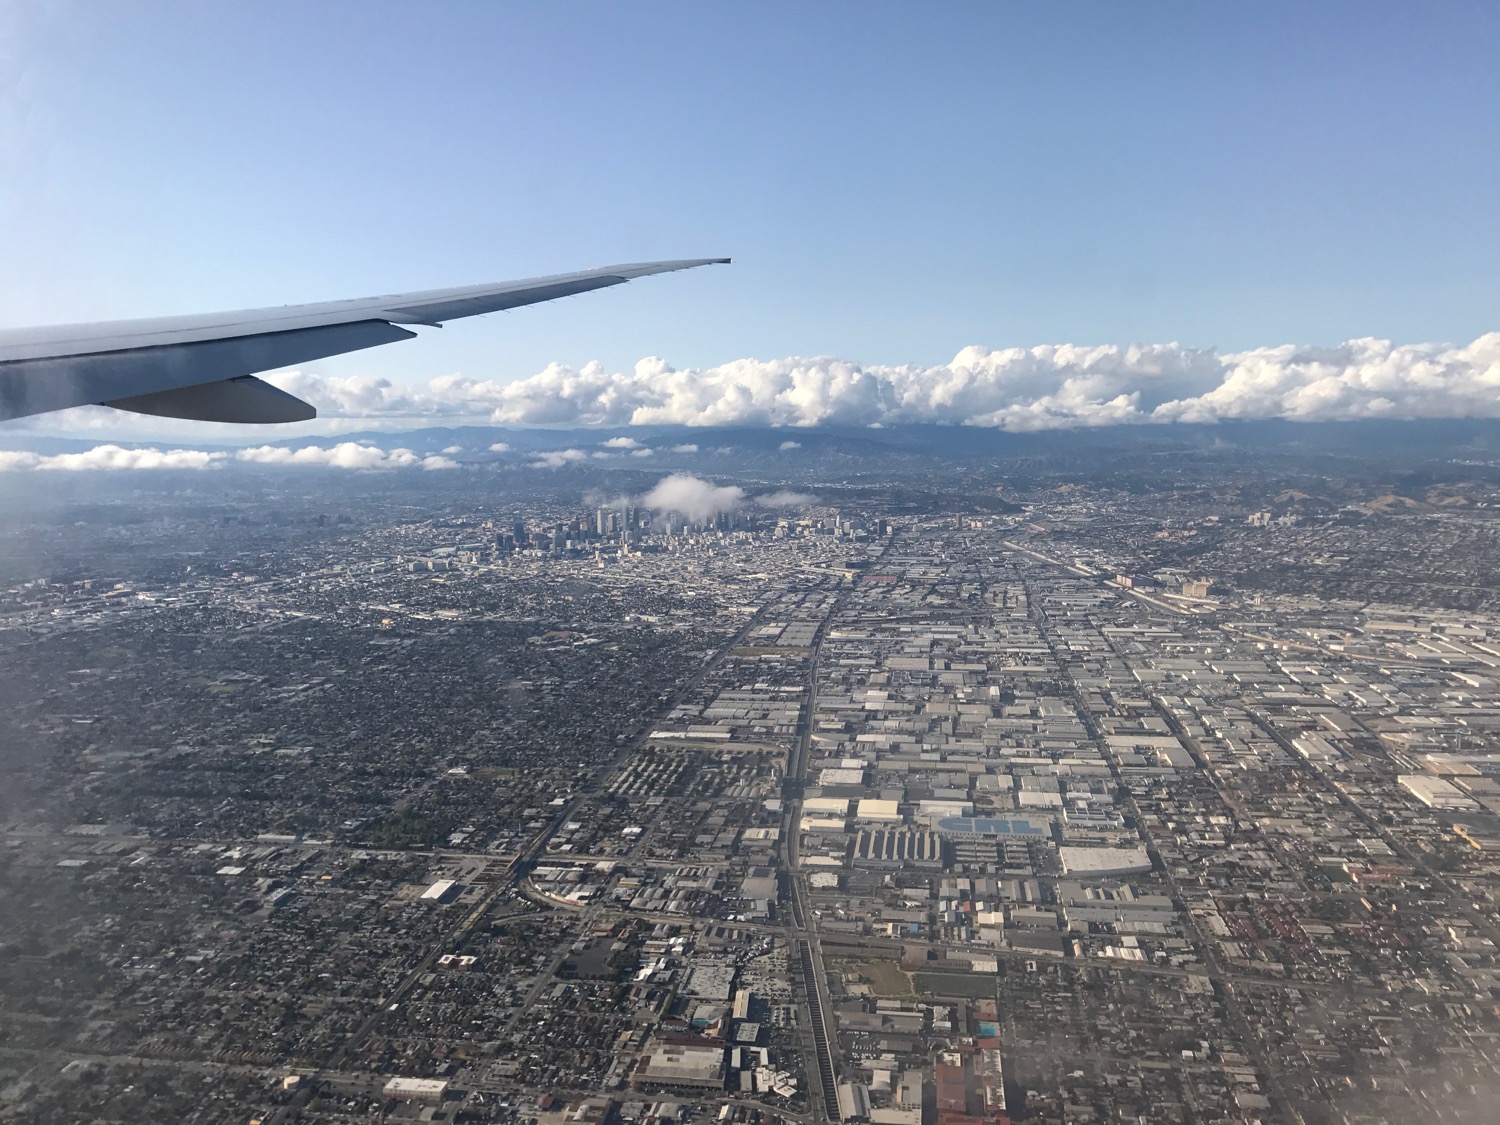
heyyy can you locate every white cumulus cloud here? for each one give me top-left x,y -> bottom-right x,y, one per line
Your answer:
0,442 -> 456,473
236,442 -> 456,470
1152,336 -> 1500,424
488,441 -> 511,453
641,473 -> 745,521
0,445 -> 228,471
530,448 -> 589,469
778,440 -> 802,451
670,443 -> 699,453
602,436 -> 642,448
754,490 -> 818,508
253,333 -> 1500,432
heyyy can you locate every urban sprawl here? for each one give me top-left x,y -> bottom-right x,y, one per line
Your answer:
4,464 -> 1500,1125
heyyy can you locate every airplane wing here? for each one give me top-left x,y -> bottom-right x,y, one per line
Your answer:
0,258 -> 729,424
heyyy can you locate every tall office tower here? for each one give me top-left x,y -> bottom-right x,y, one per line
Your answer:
512,513 -> 527,547
596,508 -> 608,537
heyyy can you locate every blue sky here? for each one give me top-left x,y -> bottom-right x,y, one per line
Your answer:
1,1 -> 1498,439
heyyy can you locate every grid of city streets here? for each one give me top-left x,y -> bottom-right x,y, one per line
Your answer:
4,506 -> 1500,1125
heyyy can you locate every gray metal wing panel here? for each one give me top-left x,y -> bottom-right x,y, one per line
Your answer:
384,275 -> 626,322
0,257 -> 729,422
0,260 -> 729,364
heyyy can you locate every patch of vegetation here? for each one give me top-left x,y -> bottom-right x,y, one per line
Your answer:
835,958 -> 915,997
365,807 -> 452,849
913,971 -> 997,999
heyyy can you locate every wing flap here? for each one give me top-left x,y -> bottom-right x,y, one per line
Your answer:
102,376 -> 316,423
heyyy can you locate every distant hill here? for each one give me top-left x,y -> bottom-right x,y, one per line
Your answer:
7,417 -> 1500,463
1364,494 -> 1424,511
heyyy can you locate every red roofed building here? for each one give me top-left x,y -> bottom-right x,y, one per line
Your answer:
934,1039 -> 1009,1125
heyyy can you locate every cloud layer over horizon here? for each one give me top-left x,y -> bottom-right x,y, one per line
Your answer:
0,442 -> 459,472
255,334 -> 1500,432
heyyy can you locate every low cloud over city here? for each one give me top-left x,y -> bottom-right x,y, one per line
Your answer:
640,473 -> 745,521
